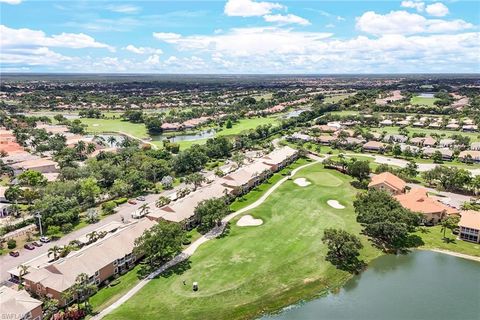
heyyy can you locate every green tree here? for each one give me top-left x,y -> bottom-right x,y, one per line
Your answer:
347,160 -> 371,182
322,228 -> 365,273
392,144 -> 402,157
185,172 -> 206,191
17,170 -> 47,187
194,197 -> 230,233
48,245 -> 62,261
440,215 -> 460,239
134,220 -> 185,274
432,150 -> 443,163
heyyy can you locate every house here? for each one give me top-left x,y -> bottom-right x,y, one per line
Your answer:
368,172 -> 406,195
396,120 -> 410,126
379,119 -> 394,126
412,121 -> 425,128
470,142 -> 480,151
313,125 -> 337,133
458,210 -> 480,243
161,122 -> 182,131
458,150 -> 480,163
317,135 -> 336,145
395,188 -> 459,224
383,134 -> 408,143
409,137 -> 425,146
362,141 -> 386,152
439,139 -> 456,148
220,161 -> 273,194
288,133 -> 312,142
423,137 -> 437,147
422,147 -> 454,160
446,123 -> 460,130
462,125 -> 478,132
260,146 -> 298,171
23,219 -> 156,306
399,143 -> 419,154
0,286 -> 42,320
428,122 -> 442,129
11,158 -> 58,175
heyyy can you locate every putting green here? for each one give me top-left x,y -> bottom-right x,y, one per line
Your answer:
106,165 -> 380,320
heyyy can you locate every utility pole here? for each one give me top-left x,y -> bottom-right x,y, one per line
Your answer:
35,212 -> 43,237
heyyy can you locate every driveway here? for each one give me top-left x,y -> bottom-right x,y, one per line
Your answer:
407,183 -> 473,209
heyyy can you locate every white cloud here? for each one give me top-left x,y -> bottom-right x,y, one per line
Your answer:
0,0 -> 22,4
153,32 -> 182,41
325,24 -> 335,28
356,11 -> 472,35
1,47 -> 72,66
224,0 -> 283,17
263,14 -> 310,26
426,3 -> 449,17
145,54 -> 161,65
0,25 -> 115,51
401,1 -> 425,12
124,44 -> 163,55
106,4 -> 141,14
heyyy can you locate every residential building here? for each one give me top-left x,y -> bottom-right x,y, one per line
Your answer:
458,150 -> 480,163
462,124 -> 478,132
470,142 -> 480,151
11,158 -> 58,175
368,172 -> 406,195
395,188 -> 459,224
362,141 -> 386,152
458,210 -> 480,243
288,133 -> 312,142
422,147 -> 453,160
22,219 -> 156,305
317,135 -> 335,145
0,286 -> 42,320
383,134 -> 408,143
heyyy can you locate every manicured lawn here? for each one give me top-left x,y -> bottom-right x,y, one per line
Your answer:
106,164 -> 382,320
329,110 -> 360,116
215,117 -> 280,136
415,226 -> 480,257
324,94 -> 352,103
371,126 -> 480,142
90,265 -> 143,314
410,95 -> 439,106
253,93 -> 273,101
80,118 -> 149,139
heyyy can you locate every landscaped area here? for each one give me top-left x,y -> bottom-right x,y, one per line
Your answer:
371,126 -> 480,142
105,164 -> 382,320
410,95 -> 439,106
415,226 -> 480,257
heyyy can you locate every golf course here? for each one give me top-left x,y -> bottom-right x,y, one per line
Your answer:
104,164 -> 382,320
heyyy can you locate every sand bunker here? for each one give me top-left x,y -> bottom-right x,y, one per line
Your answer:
294,178 -> 311,187
92,124 -> 100,127
327,200 -> 345,209
237,215 -> 263,227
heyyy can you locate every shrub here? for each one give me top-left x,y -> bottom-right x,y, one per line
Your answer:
102,201 -> 117,215
7,239 -> 16,249
61,223 -> 73,233
114,198 -> 128,205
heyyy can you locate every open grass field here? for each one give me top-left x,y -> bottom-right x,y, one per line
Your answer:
410,96 -> 439,107
80,118 -> 149,139
415,226 -> 480,257
329,110 -> 360,116
371,126 -> 480,142
253,92 -> 274,101
324,94 -> 352,103
105,165 -> 382,320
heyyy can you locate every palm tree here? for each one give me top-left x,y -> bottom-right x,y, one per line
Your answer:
86,231 -> 98,243
17,264 -> 29,284
185,172 -> 206,191
86,142 -> 96,154
71,273 -> 97,308
139,204 -> 150,216
74,140 -> 86,154
107,136 -> 117,146
48,245 -> 62,261
60,245 -> 74,258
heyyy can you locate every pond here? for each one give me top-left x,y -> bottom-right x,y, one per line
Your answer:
283,109 -> 307,119
150,129 -> 216,143
261,251 -> 480,320
418,93 -> 435,98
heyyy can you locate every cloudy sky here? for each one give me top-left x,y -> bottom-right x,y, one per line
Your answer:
1,0 -> 479,73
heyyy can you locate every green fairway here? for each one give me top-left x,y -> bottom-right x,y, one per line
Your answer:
329,110 -> 360,116
216,116 -> 280,136
106,165 -> 382,320
81,118 -> 149,139
324,94 -> 352,103
410,95 -> 439,106
371,126 -> 480,142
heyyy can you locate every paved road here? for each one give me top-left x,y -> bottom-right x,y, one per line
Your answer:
92,158 -> 322,319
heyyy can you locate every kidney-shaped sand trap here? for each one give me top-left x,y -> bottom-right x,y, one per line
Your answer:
327,200 -> 345,209
237,215 -> 263,227
294,178 -> 311,187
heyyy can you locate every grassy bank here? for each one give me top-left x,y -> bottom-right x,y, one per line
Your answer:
106,164 -> 382,320
415,226 -> 480,257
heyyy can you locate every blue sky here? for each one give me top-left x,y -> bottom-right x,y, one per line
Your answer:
1,0 -> 479,73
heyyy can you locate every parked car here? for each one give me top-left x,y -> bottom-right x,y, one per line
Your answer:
39,236 -> 51,243
9,251 -> 20,257
128,200 -> 137,205
136,196 -> 145,201
32,241 -> 42,247
24,243 -> 35,250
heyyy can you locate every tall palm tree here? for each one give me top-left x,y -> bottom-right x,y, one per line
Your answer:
86,142 -> 96,154
74,140 -> 86,154
139,204 -> 150,215
48,245 -> 62,261
17,264 -> 29,284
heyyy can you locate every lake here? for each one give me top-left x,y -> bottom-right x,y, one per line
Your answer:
262,251 -> 480,320
150,129 -> 216,142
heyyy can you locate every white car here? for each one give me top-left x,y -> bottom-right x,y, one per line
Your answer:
39,236 -> 51,243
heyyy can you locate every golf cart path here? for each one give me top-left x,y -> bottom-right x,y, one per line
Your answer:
92,158 -> 321,319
